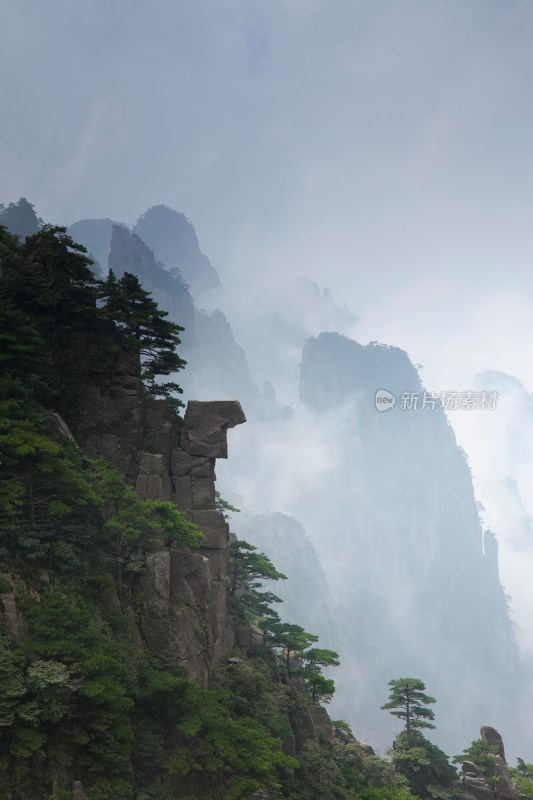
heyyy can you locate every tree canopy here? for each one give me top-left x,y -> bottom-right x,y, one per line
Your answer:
381,678 -> 436,735
98,269 -> 186,404
0,224 -> 187,413
391,730 -> 457,800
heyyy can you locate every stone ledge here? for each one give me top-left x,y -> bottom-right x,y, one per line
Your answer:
181,400 -> 246,458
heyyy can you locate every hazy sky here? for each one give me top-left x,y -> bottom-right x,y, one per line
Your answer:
3,0 -> 533,311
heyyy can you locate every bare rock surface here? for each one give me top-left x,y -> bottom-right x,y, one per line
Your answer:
72,371 -> 246,685
495,755 -> 518,800
464,762 -> 483,778
138,399 -> 245,683
181,400 -> 246,458
481,726 -> 506,761
309,705 -> 335,744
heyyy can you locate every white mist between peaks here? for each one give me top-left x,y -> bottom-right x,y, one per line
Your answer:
353,283 -> 533,655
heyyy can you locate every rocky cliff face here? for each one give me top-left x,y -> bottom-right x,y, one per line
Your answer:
138,400 -> 246,684
70,345 -> 246,683
453,369 -> 533,655
71,376 -> 342,765
69,204 -> 221,299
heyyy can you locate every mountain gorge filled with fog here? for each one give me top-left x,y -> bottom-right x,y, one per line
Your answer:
2,2 -> 533,798
58,201 -> 532,762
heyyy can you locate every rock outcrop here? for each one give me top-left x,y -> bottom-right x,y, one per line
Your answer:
481,726 -> 506,761
69,340 -> 246,683
494,756 -> 518,800
67,218 -> 121,273
460,727 -> 519,800
75,347 -> 147,483
139,400 -> 246,684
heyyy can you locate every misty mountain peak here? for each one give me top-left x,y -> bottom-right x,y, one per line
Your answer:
0,197 -> 39,239
68,218 -> 125,274
299,332 -> 421,410
134,204 -> 221,296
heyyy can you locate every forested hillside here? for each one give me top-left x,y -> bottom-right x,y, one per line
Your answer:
1,203 -> 532,800
0,219 -> 398,799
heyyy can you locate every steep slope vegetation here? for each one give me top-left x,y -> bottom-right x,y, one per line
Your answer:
0,221 -> 371,800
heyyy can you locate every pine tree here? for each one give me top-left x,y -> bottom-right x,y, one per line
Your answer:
392,730 -> 457,799
99,270 -> 186,403
0,297 -> 52,400
381,678 -> 436,735
15,226 -> 97,325
229,539 -> 287,598
270,623 -> 319,677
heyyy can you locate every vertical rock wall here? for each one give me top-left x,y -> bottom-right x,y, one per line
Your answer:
136,400 -> 246,684
74,359 -> 246,685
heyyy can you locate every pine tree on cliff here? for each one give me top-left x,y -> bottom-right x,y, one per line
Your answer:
98,269 -> 186,404
1,225 -> 97,328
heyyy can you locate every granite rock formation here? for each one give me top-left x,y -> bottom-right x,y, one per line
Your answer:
66,339 -> 246,682
461,728 -> 519,800
138,400 -> 246,683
